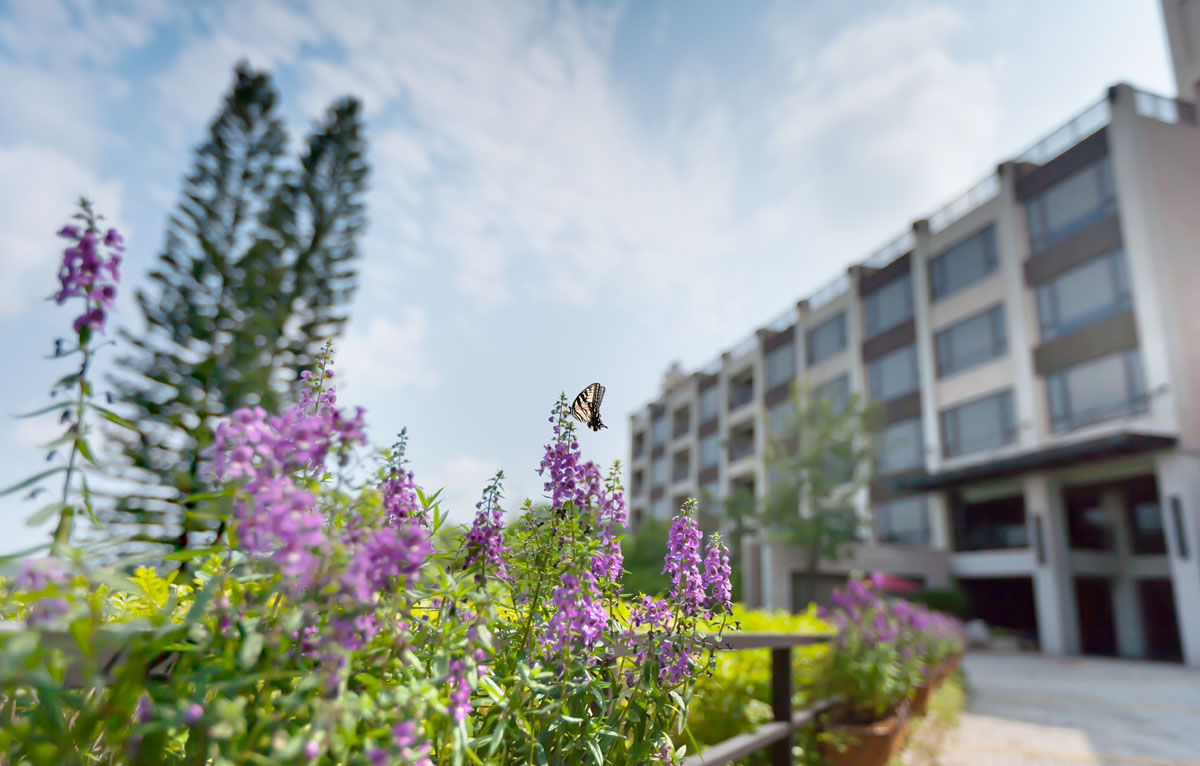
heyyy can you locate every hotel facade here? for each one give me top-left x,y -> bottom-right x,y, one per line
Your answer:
627,4 -> 1200,667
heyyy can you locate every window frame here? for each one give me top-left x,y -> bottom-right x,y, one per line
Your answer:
875,496 -> 931,545
1046,348 -> 1148,432
1035,249 -> 1131,340
766,342 -> 797,389
863,272 -> 914,338
874,417 -> 925,475
867,343 -> 920,401
939,389 -> 1016,458
1026,155 -> 1118,253
929,225 -> 999,301
934,304 -> 1008,378
807,312 -> 847,365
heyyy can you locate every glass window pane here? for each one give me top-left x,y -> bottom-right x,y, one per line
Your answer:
766,343 -> 796,388
699,386 -> 719,422
1027,156 -> 1116,250
941,390 -> 1015,457
700,433 -> 720,468
935,305 -> 1007,377
930,226 -> 997,300
652,456 -> 667,486
868,344 -> 919,401
1047,349 -> 1148,431
874,418 -> 923,474
1038,251 -> 1130,339
807,313 -> 847,365
652,416 -> 668,446
864,273 -> 913,337
875,496 -> 929,544
813,375 -> 850,416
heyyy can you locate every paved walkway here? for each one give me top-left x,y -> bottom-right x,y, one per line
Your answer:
938,652 -> 1200,766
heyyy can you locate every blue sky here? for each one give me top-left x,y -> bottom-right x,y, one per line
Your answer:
0,0 -> 1175,554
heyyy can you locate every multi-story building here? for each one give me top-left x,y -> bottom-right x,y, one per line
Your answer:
628,9 -> 1200,668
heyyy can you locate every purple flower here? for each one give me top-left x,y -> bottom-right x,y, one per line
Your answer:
662,501 -> 705,616
13,556 -> 67,591
463,473 -> 507,581
703,534 -> 732,613
135,692 -> 154,724
542,572 -> 609,654
53,207 -> 122,336
340,524 -> 430,603
182,703 -> 204,725
392,720 -> 433,765
304,739 -> 320,758
25,597 -> 69,627
445,658 -> 472,722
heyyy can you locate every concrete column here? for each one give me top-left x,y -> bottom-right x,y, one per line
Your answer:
928,490 -> 952,552
1102,488 -> 1147,658
1154,452 -> 1200,666
1024,473 -> 1080,655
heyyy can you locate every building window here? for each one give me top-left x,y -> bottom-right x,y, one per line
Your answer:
672,449 -> 690,484
766,343 -> 796,389
935,305 -> 1007,377
1126,477 -> 1167,555
953,495 -> 1028,551
863,273 -> 914,338
699,385 -> 719,423
875,496 -> 930,545
699,432 -> 720,469
1026,155 -> 1117,252
699,481 -> 721,516
1065,486 -> 1115,551
766,400 -> 794,439
929,226 -> 998,300
651,496 -> 668,520
867,343 -> 919,401
729,424 -> 755,462
1046,348 -> 1147,432
632,431 -> 646,458
812,375 -> 850,416
940,390 -> 1016,458
631,469 -> 645,496
652,456 -> 667,487
807,313 -> 847,365
652,415 -> 668,447
874,418 -> 924,475
1035,249 -> 1130,340
728,371 -> 754,411
672,405 -> 691,439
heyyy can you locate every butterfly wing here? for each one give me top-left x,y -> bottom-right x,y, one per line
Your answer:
571,383 -> 606,429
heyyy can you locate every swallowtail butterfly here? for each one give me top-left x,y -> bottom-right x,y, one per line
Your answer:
570,383 -> 607,432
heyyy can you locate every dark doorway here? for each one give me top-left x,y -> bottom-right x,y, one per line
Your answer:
1139,578 -> 1183,662
1074,576 -> 1118,656
957,576 -> 1038,644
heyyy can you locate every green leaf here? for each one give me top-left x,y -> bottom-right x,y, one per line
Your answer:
90,405 -> 135,429
184,576 -> 221,627
75,438 -> 98,466
238,632 -> 264,670
11,402 -> 70,419
0,466 -> 66,497
25,502 -> 69,527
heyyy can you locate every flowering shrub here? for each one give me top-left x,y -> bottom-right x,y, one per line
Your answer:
814,574 -> 965,725
0,203 -> 734,765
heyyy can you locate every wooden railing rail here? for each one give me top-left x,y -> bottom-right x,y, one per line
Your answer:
681,631 -> 837,766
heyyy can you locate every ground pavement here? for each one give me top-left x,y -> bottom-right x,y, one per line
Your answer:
938,652 -> 1200,765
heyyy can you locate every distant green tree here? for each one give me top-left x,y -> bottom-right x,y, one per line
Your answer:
760,383 -> 876,608
621,517 -> 672,597
109,64 -> 369,556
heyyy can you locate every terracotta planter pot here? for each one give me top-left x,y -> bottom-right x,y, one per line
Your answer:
908,679 -> 933,717
821,701 -> 909,766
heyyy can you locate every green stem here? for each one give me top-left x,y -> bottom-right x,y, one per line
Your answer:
51,337 -> 93,555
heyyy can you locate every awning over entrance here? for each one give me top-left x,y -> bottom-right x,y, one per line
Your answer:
892,431 -> 1177,492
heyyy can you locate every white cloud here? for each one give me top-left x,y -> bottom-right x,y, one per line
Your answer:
337,310 -> 439,394
0,145 -> 125,317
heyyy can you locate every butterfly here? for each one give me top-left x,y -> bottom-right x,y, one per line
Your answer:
571,383 -> 608,432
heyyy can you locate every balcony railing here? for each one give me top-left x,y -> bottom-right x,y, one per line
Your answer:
766,305 -> 800,332
729,335 -> 758,359
1133,87 -> 1197,125
809,273 -> 850,310
1016,96 -> 1111,165
929,172 -> 1001,233
729,438 -> 755,462
863,229 -> 916,269
1051,394 -> 1150,433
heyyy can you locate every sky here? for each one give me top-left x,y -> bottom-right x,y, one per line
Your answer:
0,0 -> 1176,554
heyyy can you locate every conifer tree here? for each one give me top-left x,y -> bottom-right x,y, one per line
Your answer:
110,64 -> 369,554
